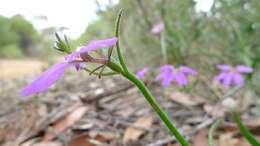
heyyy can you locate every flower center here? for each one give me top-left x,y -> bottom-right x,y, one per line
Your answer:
229,68 -> 238,74
172,68 -> 179,74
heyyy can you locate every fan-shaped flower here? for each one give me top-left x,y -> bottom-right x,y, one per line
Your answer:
21,37 -> 117,97
155,65 -> 196,87
136,67 -> 149,79
214,64 -> 253,87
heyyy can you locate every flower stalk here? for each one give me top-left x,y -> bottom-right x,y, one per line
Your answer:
160,32 -> 168,64
124,72 -> 190,146
114,9 -> 129,74
106,61 -> 190,146
109,10 -> 190,146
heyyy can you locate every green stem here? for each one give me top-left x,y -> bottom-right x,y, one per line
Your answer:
84,68 -> 118,76
106,61 -> 124,74
123,72 -> 190,146
115,9 -> 129,73
232,112 -> 260,146
88,65 -> 105,75
208,118 -> 222,146
160,32 -> 168,64
109,9 -> 189,146
106,60 -> 189,146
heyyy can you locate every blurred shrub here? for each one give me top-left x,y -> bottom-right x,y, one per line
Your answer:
0,44 -> 23,58
9,15 -> 39,54
0,16 -> 19,47
77,0 -> 260,71
0,15 -> 40,57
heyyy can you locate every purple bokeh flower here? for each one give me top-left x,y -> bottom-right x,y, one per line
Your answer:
21,37 -> 117,97
214,64 -> 253,87
136,67 -> 149,79
151,22 -> 164,34
155,65 -> 196,87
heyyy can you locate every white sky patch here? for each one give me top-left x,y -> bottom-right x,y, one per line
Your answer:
194,0 -> 214,12
0,0 -> 99,38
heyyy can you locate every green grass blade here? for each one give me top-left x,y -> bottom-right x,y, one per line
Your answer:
208,118 -> 222,146
232,112 -> 260,146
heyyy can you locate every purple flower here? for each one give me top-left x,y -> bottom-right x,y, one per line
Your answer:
151,22 -> 164,34
155,65 -> 196,87
179,66 -> 197,76
21,37 -> 117,97
214,64 -> 253,87
65,38 -> 117,62
136,67 -> 149,79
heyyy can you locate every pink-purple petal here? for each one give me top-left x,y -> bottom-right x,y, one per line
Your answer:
65,52 -> 80,62
136,67 -> 149,79
151,22 -> 164,34
159,64 -> 174,72
216,64 -> 231,71
75,63 -> 85,71
236,65 -> 253,73
179,66 -> 197,75
79,37 -> 117,53
65,37 -> 117,62
161,77 -> 173,87
156,65 -> 195,86
21,62 -> 71,97
161,74 -> 175,87
232,73 -> 244,86
215,64 -> 253,87
155,73 -> 164,81
175,72 -> 188,86
155,72 -> 175,87
222,73 -> 232,87
214,72 -> 228,82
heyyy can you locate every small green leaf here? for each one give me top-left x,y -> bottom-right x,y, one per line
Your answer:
54,33 -> 72,54
114,9 -> 128,73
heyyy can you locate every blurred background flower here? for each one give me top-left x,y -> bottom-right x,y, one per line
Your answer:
214,64 -> 253,87
155,65 -> 196,86
151,22 -> 164,34
136,67 -> 149,79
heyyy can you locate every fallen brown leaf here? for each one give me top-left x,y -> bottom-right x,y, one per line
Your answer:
203,104 -> 226,117
42,106 -> 88,141
68,133 -> 108,146
167,144 -> 181,146
170,92 -> 205,106
89,130 -> 117,141
238,90 -> 252,112
243,117 -> 260,129
68,134 -> 95,146
236,139 -> 255,146
33,141 -> 62,146
123,116 -> 154,144
219,132 -> 237,146
218,133 -> 251,146
191,128 -> 208,146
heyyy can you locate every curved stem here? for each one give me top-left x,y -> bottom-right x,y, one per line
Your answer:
115,9 -> 129,73
110,9 -> 189,146
123,72 -> 190,146
208,118 -> 222,146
